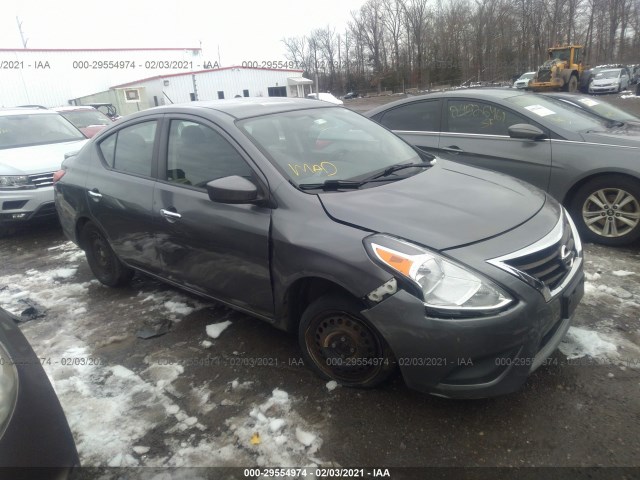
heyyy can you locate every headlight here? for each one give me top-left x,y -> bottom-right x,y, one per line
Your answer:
365,235 -> 513,315
0,175 -> 31,190
0,342 -> 18,438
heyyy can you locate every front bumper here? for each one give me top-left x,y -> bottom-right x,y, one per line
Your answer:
590,85 -> 619,93
0,185 -> 57,223
363,267 -> 584,398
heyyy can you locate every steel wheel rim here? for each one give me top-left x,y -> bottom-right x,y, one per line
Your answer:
582,188 -> 640,238
304,310 -> 385,383
90,232 -> 115,274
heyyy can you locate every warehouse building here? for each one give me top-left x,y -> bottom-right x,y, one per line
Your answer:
70,66 -> 314,116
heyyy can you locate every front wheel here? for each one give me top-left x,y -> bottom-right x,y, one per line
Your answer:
566,74 -> 578,92
570,176 -> 640,246
299,293 -> 396,388
81,223 -> 134,286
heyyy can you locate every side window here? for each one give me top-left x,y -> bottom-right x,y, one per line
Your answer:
166,120 -> 253,188
379,100 -> 441,131
446,100 -> 526,136
98,121 -> 157,176
98,134 -> 116,168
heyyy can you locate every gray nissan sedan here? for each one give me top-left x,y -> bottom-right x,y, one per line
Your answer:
54,98 -> 584,399
366,89 -> 640,246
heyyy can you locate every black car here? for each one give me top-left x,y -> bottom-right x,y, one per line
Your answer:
0,307 -> 79,472
54,98 -> 583,399
343,92 -> 360,99
365,89 -> 640,246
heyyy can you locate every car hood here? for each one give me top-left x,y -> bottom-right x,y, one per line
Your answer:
0,140 -> 88,175
581,129 -> 640,146
319,160 -> 547,250
592,77 -> 619,85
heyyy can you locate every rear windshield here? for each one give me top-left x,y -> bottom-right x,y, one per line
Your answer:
0,113 -> 85,149
60,110 -> 112,128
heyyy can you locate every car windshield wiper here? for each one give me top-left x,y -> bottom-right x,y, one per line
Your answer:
605,119 -> 626,128
298,174 -> 416,191
298,180 -> 364,191
358,162 -> 433,184
298,162 -> 432,191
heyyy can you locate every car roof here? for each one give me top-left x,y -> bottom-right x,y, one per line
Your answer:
53,106 -> 99,112
125,97 -> 334,121
364,88 -> 525,115
0,108 -> 59,117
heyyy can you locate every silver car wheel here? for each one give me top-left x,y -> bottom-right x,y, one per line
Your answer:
582,188 -> 640,238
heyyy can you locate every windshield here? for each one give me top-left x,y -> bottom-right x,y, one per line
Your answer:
238,107 -> 421,186
507,95 -> 610,132
549,48 -> 570,61
596,70 -> 621,79
59,110 -> 111,128
0,113 -> 85,149
520,73 -> 535,80
571,97 -> 639,122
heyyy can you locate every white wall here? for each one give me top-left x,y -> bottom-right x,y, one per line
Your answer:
120,67 -> 306,109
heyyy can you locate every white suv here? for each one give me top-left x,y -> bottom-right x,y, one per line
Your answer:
0,108 -> 87,231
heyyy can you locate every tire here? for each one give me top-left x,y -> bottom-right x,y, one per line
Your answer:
81,222 -> 134,287
298,293 -> 396,388
565,74 -> 578,93
569,175 -> 640,246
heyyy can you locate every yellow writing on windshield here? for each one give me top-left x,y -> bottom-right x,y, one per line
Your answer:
288,161 -> 337,177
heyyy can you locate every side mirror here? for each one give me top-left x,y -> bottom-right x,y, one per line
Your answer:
508,124 -> 547,141
206,175 -> 259,204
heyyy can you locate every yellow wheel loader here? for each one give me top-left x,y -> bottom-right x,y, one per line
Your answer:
527,45 -> 586,92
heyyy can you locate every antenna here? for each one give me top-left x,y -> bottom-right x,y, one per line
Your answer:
16,16 -> 28,48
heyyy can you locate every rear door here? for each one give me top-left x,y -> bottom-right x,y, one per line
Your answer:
438,98 -> 553,191
88,119 -> 161,272
373,99 -> 442,156
153,115 -> 273,316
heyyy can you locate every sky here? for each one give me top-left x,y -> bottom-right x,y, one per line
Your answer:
1,0 -> 368,65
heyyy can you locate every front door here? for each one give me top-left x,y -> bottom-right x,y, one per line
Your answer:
153,117 -> 273,316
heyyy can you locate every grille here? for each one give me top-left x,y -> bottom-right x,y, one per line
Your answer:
503,215 -> 575,292
537,69 -> 552,82
27,172 -> 55,188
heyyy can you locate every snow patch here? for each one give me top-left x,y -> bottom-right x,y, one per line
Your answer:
206,320 -> 232,339
612,270 -> 635,277
295,428 -> 316,447
560,327 -> 619,359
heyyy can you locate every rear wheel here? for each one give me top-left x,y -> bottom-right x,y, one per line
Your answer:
299,293 -> 396,388
570,176 -> 640,246
81,222 -> 134,286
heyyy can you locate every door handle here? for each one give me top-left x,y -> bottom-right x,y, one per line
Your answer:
88,189 -> 102,200
160,209 -> 182,223
441,146 -> 463,153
